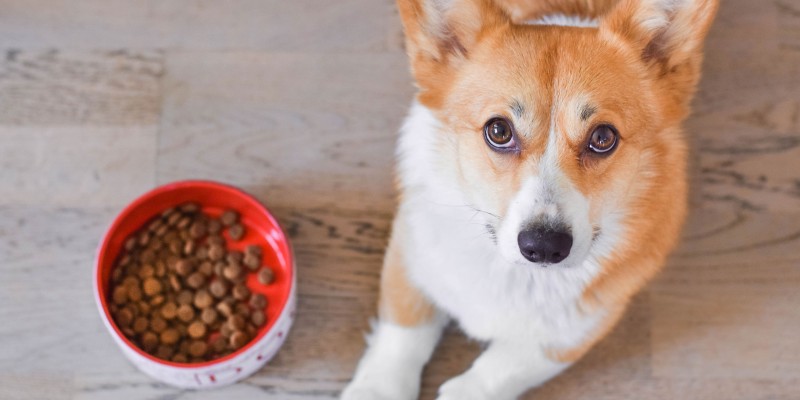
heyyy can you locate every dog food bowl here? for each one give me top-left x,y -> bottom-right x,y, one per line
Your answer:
93,180 -> 296,389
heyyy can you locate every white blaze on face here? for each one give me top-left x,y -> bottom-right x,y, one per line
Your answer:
496,130 -> 594,267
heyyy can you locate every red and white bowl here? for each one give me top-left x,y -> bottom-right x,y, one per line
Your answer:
93,180 -> 296,389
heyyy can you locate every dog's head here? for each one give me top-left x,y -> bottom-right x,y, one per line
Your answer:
398,0 -> 717,268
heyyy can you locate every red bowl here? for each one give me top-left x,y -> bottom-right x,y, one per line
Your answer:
93,180 -> 296,388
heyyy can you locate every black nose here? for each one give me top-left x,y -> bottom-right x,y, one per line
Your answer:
517,228 -> 573,264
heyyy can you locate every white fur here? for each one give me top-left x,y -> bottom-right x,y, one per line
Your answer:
341,316 -> 447,400
524,14 -> 598,28
343,102 -> 623,400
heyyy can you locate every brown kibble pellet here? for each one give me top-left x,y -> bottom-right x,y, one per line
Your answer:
176,216 -> 191,230
186,272 -> 206,289
220,210 -> 238,226
169,275 -> 182,291
194,289 -> 214,309
227,315 -> 246,331
160,328 -> 180,345
188,321 -> 207,339
127,285 -> 143,302
189,221 -> 207,239
257,267 -> 275,285
220,322 -> 234,338
245,244 -> 261,257
198,261 -> 214,277
138,264 -> 155,279
251,310 -> 266,327
216,301 -> 234,318
143,277 -> 162,296
209,280 -> 228,299
155,223 -> 169,237
207,235 -> 225,246
172,353 -> 188,363
150,294 -> 165,307
249,294 -> 267,309
142,332 -> 159,352
151,317 -> 167,333
155,261 -> 167,277
223,263 -> 243,281
229,331 -> 248,349
195,246 -> 208,260
176,290 -> 194,306
115,308 -> 134,327
207,219 -> 222,235
188,340 -> 208,357
177,304 -> 195,323
125,237 -> 137,252
180,202 -> 200,214
183,240 -> 196,256
226,251 -> 243,265
112,286 -> 128,305
175,259 -> 193,276
138,231 -> 151,247
138,301 -> 151,315
161,302 -> 178,320
140,249 -> 156,264
232,284 -> 250,301
201,308 -> 218,325
168,239 -> 182,255
208,244 -> 225,261
243,252 -> 260,271
228,224 -> 245,241
166,211 -> 181,226
235,302 -> 250,317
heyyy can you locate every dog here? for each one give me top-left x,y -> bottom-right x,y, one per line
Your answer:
342,0 -> 718,398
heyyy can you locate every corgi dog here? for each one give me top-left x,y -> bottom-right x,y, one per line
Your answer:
342,0 -> 718,399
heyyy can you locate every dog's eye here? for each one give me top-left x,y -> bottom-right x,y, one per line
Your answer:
484,117 -> 516,150
588,124 -> 618,154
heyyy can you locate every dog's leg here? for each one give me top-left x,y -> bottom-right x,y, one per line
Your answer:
436,337 -> 569,400
437,304 -> 625,400
341,226 -> 446,400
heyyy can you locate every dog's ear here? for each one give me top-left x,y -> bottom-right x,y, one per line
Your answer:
397,0 -> 508,105
602,0 -> 718,67
601,0 -> 718,113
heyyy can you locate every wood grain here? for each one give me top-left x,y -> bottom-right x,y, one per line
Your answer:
0,0 -> 798,399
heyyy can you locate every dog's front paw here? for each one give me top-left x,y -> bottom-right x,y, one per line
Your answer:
341,371 -> 420,400
436,373 -> 490,400
341,384 -> 402,400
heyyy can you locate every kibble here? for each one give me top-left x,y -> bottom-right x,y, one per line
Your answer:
188,321 -> 207,339
228,224 -> 245,241
108,202 -> 278,363
257,267 -> 275,285
177,304 -> 195,323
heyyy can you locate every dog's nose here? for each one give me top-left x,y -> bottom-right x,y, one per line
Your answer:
517,228 -> 573,264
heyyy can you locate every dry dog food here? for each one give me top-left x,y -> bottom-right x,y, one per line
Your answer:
108,203 -> 277,363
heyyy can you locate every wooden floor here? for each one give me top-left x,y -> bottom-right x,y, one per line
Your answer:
1,0 -> 799,399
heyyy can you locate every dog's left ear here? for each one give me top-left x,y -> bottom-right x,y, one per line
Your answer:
601,0 -> 718,113
602,0 -> 718,66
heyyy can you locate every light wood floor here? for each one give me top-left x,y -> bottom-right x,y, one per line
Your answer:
1,1 -> 799,399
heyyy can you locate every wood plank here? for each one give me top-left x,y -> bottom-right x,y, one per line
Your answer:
157,51 -> 414,212
0,1 -> 403,52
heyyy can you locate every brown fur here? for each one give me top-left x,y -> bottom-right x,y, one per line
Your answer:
379,221 -> 437,326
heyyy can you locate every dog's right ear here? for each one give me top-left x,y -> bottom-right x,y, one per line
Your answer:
397,0 -> 508,106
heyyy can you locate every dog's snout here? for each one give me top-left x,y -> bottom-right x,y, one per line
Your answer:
517,228 -> 573,264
